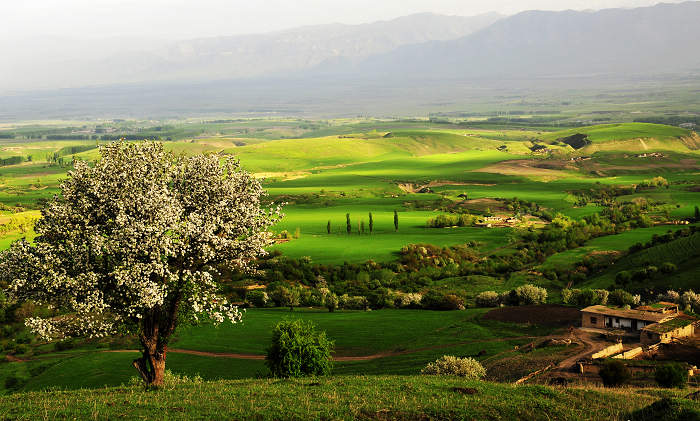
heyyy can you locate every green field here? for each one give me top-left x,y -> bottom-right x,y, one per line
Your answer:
1,119 -> 700,403
1,308 -> 556,392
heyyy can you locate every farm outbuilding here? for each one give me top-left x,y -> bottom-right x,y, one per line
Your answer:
641,315 -> 698,345
581,303 -> 698,345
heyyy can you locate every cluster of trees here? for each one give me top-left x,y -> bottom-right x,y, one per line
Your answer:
426,213 -> 477,228
634,115 -> 700,127
474,285 -> 548,308
615,263 -> 677,287
57,144 -> 98,155
502,197 -> 540,214
99,134 -> 162,141
562,288 -> 640,308
45,135 -> 92,140
636,176 -> 669,190
657,290 -> 700,314
571,184 -> 637,207
0,156 -> 26,166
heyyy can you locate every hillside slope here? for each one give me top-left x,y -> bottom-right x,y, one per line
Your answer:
1,376 -> 698,420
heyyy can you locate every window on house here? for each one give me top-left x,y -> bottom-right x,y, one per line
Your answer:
590,317 -> 597,324
615,318 -> 620,323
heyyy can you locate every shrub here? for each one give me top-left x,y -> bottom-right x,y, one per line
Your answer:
615,271 -> 632,285
661,290 -> 680,303
680,290 -> 700,313
421,356 -> 486,379
422,291 -> 465,310
338,294 -> 368,310
325,293 -> 338,312
609,289 -> 636,307
266,320 -> 334,378
246,290 -> 268,308
475,291 -> 500,307
660,262 -> 677,274
599,360 -> 630,387
514,284 -> 547,305
655,363 -> 688,388
562,289 -> 609,307
391,291 -> 423,308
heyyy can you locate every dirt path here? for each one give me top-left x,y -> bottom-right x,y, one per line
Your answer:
105,335 -> 551,362
554,329 -> 605,371
639,139 -> 649,150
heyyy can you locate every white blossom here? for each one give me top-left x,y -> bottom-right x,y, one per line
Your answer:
1,142 -> 281,343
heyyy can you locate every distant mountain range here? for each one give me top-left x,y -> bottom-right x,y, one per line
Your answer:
0,12 -> 502,92
329,1 -> 700,80
1,2 -> 699,119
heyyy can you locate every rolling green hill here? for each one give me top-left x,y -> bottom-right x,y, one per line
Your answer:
0,376 -> 697,420
584,232 -> 700,290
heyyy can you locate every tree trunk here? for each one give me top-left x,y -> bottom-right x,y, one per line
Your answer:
133,344 -> 167,387
132,314 -> 168,388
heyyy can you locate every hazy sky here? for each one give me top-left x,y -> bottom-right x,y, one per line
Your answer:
0,0 -> 686,41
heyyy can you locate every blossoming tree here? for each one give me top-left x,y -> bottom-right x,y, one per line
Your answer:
0,142 -> 281,386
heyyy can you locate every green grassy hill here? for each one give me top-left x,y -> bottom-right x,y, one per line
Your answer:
584,232 -> 700,290
0,376 -> 697,420
543,123 -> 695,154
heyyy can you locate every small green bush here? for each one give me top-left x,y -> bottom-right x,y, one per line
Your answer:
655,363 -> 688,388
599,360 -> 630,387
266,320 -> 334,378
475,291 -> 500,307
660,262 -> 677,274
421,356 -> 486,379
514,284 -> 547,305
246,290 -> 269,308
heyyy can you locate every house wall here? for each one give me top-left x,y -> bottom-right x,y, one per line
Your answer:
592,342 -> 623,359
641,323 -> 696,345
581,311 -> 606,329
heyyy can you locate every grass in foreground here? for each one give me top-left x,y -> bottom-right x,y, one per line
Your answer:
0,376 -> 697,420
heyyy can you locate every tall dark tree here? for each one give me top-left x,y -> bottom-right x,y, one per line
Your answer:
346,213 -> 352,234
695,205 -> 700,222
327,220 -> 331,234
393,210 -> 399,231
368,212 -> 373,234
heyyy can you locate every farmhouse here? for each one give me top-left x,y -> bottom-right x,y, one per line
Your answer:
581,303 -> 698,344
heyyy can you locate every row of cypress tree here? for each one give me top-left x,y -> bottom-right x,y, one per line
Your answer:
326,211 -> 399,234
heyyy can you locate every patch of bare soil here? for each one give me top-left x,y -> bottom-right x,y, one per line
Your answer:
681,132 -> 700,150
474,160 -> 572,180
396,180 -> 495,193
483,305 -> 580,327
254,171 -> 310,181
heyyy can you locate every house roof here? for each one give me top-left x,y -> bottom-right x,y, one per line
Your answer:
581,305 -> 671,323
643,315 -> 697,334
